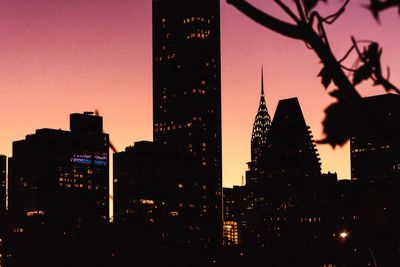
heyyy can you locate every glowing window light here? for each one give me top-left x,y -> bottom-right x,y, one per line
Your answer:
140,199 -> 155,205
26,210 -> 45,217
339,231 -> 349,239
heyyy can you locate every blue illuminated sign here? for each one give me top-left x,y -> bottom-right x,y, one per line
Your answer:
71,152 -> 108,166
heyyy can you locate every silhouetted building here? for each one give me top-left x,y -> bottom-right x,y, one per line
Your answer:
223,185 -> 248,246
113,141 -> 185,225
246,67 -> 272,187
9,112 -> 109,223
250,67 -> 271,165
351,94 -> 400,182
153,0 -> 222,246
113,141 -> 227,265
264,97 -> 321,179
0,155 -> 6,213
0,155 -> 6,267
348,94 -> 400,265
6,113 -> 110,266
244,97 -> 324,264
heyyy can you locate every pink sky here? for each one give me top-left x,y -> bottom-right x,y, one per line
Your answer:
0,0 -> 399,187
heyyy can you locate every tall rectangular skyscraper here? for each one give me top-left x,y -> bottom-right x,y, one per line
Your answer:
152,0 -> 222,246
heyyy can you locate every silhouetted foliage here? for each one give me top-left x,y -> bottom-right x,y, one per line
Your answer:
227,0 -> 399,147
318,66 -> 332,89
367,0 -> 400,20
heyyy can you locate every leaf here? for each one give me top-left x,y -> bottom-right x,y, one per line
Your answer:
318,66 -> 332,89
364,42 -> 380,63
318,100 -> 362,148
317,102 -> 352,147
366,0 -> 400,21
353,64 -> 372,85
366,0 -> 382,20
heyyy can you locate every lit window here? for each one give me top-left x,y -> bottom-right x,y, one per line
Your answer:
140,199 -> 154,205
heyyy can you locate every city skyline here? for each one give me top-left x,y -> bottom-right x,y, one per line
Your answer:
1,1 -> 400,265
1,0 -> 399,187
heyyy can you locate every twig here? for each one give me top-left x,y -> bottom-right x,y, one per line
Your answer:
274,0 -> 301,23
293,0 -> 307,22
323,0 -> 350,24
339,45 -> 355,63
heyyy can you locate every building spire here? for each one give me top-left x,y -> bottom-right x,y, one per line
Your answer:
261,65 -> 264,97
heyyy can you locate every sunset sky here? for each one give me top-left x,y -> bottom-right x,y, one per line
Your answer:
1,0 -> 399,188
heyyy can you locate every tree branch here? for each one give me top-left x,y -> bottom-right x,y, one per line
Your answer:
227,0 -> 304,40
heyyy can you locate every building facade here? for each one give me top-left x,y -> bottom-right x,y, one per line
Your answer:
246,98 -> 322,255
223,185 -> 248,246
0,155 -> 6,214
113,141 -> 185,224
9,113 -> 109,223
350,94 -> 400,182
153,0 -> 222,246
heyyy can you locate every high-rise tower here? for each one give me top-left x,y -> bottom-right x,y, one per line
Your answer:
264,97 -> 321,178
246,67 -> 272,187
251,66 -> 272,163
152,0 -> 222,246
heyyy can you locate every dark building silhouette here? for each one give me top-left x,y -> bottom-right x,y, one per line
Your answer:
5,113 -> 110,267
153,0 -> 222,246
244,97 -> 323,263
113,141 -> 185,225
0,155 -> 6,213
250,67 -> 271,165
246,67 -> 272,187
241,95 -> 400,266
113,141 -> 227,265
263,97 -> 321,179
351,94 -> 400,182
9,112 -> 109,223
222,186 -> 248,246
0,155 -> 5,267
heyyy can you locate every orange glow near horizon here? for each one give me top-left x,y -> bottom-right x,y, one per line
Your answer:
0,0 -> 399,191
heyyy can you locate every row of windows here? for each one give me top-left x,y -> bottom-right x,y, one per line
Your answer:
352,144 -> 390,153
300,217 -> 321,223
59,176 -> 87,183
154,53 -> 176,62
186,32 -> 210,40
183,17 -> 211,24
154,120 -> 198,133
191,88 -> 207,95
59,183 -> 100,190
